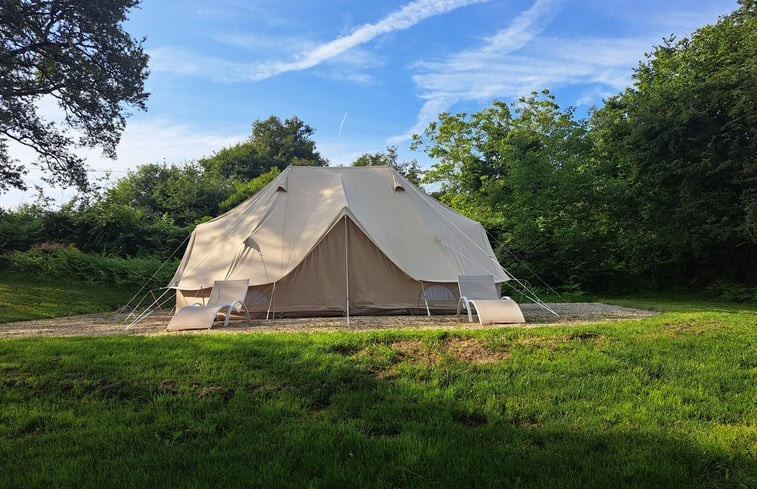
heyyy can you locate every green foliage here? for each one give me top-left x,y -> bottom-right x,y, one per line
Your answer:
412,2 -> 756,290
0,312 -> 754,487
352,145 -> 424,185
591,1 -> 757,284
219,167 -> 281,212
103,162 -> 231,227
413,91 -> 610,287
0,247 -> 178,289
200,115 -> 328,182
0,274 -> 135,322
0,204 -> 46,250
0,199 -> 190,258
0,0 -> 149,193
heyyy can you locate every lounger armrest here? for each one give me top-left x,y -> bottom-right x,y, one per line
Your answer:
222,300 -> 251,327
457,296 -> 474,322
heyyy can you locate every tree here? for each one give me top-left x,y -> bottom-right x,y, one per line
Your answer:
218,167 -> 281,212
200,116 -> 328,181
412,91 -> 610,287
351,145 -> 423,185
592,0 -> 757,284
103,163 -> 231,227
0,0 -> 149,193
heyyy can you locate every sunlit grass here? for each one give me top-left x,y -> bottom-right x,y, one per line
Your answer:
0,309 -> 754,488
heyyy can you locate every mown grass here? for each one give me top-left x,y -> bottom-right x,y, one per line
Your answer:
0,274 -> 133,323
0,309 -> 755,488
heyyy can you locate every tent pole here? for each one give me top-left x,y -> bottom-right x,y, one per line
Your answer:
266,282 -> 276,320
420,282 -> 430,316
344,215 -> 350,327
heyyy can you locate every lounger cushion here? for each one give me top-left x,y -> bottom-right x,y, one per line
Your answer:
467,298 -> 525,324
167,304 -> 230,331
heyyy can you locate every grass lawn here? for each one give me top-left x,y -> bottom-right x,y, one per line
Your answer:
0,303 -> 755,488
0,274 -> 134,323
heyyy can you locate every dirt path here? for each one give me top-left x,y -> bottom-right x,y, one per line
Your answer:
0,303 -> 657,338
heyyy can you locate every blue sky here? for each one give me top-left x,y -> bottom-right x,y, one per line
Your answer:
2,0 -> 738,207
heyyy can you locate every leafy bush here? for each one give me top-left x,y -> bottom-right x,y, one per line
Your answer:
704,281 -> 757,303
1,247 -> 178,288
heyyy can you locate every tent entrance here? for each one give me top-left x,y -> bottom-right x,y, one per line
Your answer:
249,216 -> 458,317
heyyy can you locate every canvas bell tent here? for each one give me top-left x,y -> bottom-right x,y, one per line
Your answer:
165,165 -> 521,319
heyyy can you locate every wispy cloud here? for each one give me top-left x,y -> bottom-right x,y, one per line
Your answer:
392,0 -> 737,144
338,113 -> 348,139
390,0 -> 561,142
253,0 -> 491,80
149,45 -> 383,85
152,0 -> 490,82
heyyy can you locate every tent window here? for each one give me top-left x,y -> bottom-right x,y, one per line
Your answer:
423,285 -> 456,301
276,175 -> 288,192
247,290 -> 270,305
392,173 -> 405,192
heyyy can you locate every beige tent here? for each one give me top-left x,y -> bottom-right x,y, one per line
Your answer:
167,166 -> 515,318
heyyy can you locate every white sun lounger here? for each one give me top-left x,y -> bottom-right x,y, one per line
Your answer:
167,279 -> 251,331
456,275 -> 525,324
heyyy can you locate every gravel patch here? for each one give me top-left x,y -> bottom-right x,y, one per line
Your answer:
0,303 -> 658,338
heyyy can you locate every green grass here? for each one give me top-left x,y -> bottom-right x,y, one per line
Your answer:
0,274 -> 134,323
1,309 -> 755,488
599,295 -> 757,313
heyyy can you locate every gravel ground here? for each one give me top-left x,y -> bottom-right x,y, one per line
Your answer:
0,303 -> 658,338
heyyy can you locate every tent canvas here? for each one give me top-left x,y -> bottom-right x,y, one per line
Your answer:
167,166 -> 517,318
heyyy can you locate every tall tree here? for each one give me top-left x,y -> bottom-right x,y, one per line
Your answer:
592,0 -> 757,284
200,116 -> 328,181
0,0 -> 150,193
413,91 -> 608,287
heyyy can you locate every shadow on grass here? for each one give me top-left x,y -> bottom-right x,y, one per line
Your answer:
0,333 -> 753,489
0,274 -> 134,323
595,292 -> 757,314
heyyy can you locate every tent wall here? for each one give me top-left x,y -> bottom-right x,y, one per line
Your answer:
176,216 -> 460,317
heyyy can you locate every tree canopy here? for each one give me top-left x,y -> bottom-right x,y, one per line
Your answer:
591,0 -> 756,284
0,0 -> 150,193
412,91 -> 608,287
200,116 -> 328,182
410,1 -> 756,289
103,163 -> 231,227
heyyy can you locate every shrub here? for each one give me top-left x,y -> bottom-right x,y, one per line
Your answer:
1,247 -> 178,289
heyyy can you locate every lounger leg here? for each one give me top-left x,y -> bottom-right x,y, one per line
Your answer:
464,298 -> 474,322
223,304 -> 234,327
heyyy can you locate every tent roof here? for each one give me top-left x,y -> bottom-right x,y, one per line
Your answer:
169,166 -> 509,289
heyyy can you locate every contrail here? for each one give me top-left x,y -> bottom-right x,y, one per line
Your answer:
251,0 -> 491,81
338,112 -> 348,138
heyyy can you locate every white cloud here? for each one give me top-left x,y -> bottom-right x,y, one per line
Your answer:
393,0 -> 737,145
253,0 -> 491,80
151,0 -> 490,83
